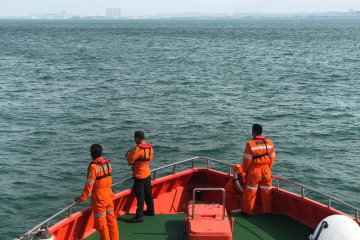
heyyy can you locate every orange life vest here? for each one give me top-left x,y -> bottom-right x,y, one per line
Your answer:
243,136 -> 275,172
127,141 -> 154,179
135,143 -> 153,162
88,158 -> 112,181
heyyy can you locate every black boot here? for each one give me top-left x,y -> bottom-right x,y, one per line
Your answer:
126,216 -> 144,223
144,210 -> 155,216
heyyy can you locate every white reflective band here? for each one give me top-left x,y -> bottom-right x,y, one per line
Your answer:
246,185 -> 258,190
95,212 -> 107,218
251,145 -> 273,151
107,209 -> 114,214
87,179 -> 95,185
260,186 -> 273,190
243,154 -> 252,159
234,172 -> 243,192
96,165 -> 112,173
231,209 -> 242,213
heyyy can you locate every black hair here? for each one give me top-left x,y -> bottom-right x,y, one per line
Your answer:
134,131 -> 145,140
252,124 -> 263,136
90,144 -> 102,159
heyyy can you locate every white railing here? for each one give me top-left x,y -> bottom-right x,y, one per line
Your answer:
15,156 -> 359,240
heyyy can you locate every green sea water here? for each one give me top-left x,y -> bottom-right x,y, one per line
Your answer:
0,19 -> 360,239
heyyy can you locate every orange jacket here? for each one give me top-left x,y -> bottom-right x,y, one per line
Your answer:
242,136 -> 276,172
126,141 -> 154,179
79,157 -> 113,202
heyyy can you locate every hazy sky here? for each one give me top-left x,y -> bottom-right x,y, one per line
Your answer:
1,0 -> 360,16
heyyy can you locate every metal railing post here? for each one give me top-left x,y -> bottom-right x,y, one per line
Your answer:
301,187 -> 305,198
206,159 -> 210,169
356,210 -> 359,221
228,165 -> 231,175
68,207 -> 72,217
192,189 -> 196,220
276,178 -> 280,189
192,159 -> 195,169
153,171 -> 157,180
173,165 -> 176,174
328,198 -> 331,208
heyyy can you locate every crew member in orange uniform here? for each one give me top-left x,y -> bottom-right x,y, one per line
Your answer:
126,131 -> 155,223
75,144 -> 119,240
242,124 -> 276,217
224,164 -> 247,214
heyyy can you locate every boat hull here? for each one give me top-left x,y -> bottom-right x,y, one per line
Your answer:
49,168 -> 359,240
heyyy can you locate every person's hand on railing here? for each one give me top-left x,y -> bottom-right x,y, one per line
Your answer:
75,196 -> 81,202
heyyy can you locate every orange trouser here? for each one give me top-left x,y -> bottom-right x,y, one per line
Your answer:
92,190 -> 119,240
243,165 -> 272,214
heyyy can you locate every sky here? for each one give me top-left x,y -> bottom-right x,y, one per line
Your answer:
1,0 -> 360,17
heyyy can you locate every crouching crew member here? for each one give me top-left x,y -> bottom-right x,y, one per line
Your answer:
225,164 -> 247,214
242,124 -> 276,217
75,144 -> 119,240
126,131 -> 155,223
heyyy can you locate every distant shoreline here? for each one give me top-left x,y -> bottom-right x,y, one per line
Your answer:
1,11 -> 360,20
1,16 -> 360,21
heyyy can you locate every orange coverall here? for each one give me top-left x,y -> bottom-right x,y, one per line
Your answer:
242,136 -> 275,214
79,157 -> 119,240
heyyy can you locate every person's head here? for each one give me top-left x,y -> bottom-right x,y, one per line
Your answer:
90,144 -> 102,160
134,131 -> 145,144
252,124 -> 263,138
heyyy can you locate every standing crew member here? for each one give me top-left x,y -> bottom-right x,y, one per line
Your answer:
75,144 -> 119,240
126,131 -> 155,223
242,124 -> 276,217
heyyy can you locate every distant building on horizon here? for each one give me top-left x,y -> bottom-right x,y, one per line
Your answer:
106,8 -> 121,18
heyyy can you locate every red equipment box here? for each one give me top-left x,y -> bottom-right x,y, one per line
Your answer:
184,188 -> 234,240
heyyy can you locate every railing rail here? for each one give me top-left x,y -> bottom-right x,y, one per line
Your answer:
273,176 -> 359,219
15,156 -> 359,240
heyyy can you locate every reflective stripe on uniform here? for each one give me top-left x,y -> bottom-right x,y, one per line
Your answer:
251,145 -> 273,151
260,186 -> 273,190
243,154 -> 252,159
107,209 -> 114,214
96,164 -> 112,173
95,212 -> 107,218
87,179 -> 95,185
246,185 -> 257,191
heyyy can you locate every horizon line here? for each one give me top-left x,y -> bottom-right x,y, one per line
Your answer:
1,9 -> 360,18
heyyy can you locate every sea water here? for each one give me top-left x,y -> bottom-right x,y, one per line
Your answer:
0,19 -> 360,239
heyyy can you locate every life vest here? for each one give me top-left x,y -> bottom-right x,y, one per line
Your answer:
233,164 -> 247,194
88,158 -> 112,181
135,143 -> 153,162
249,136 -> 274,165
